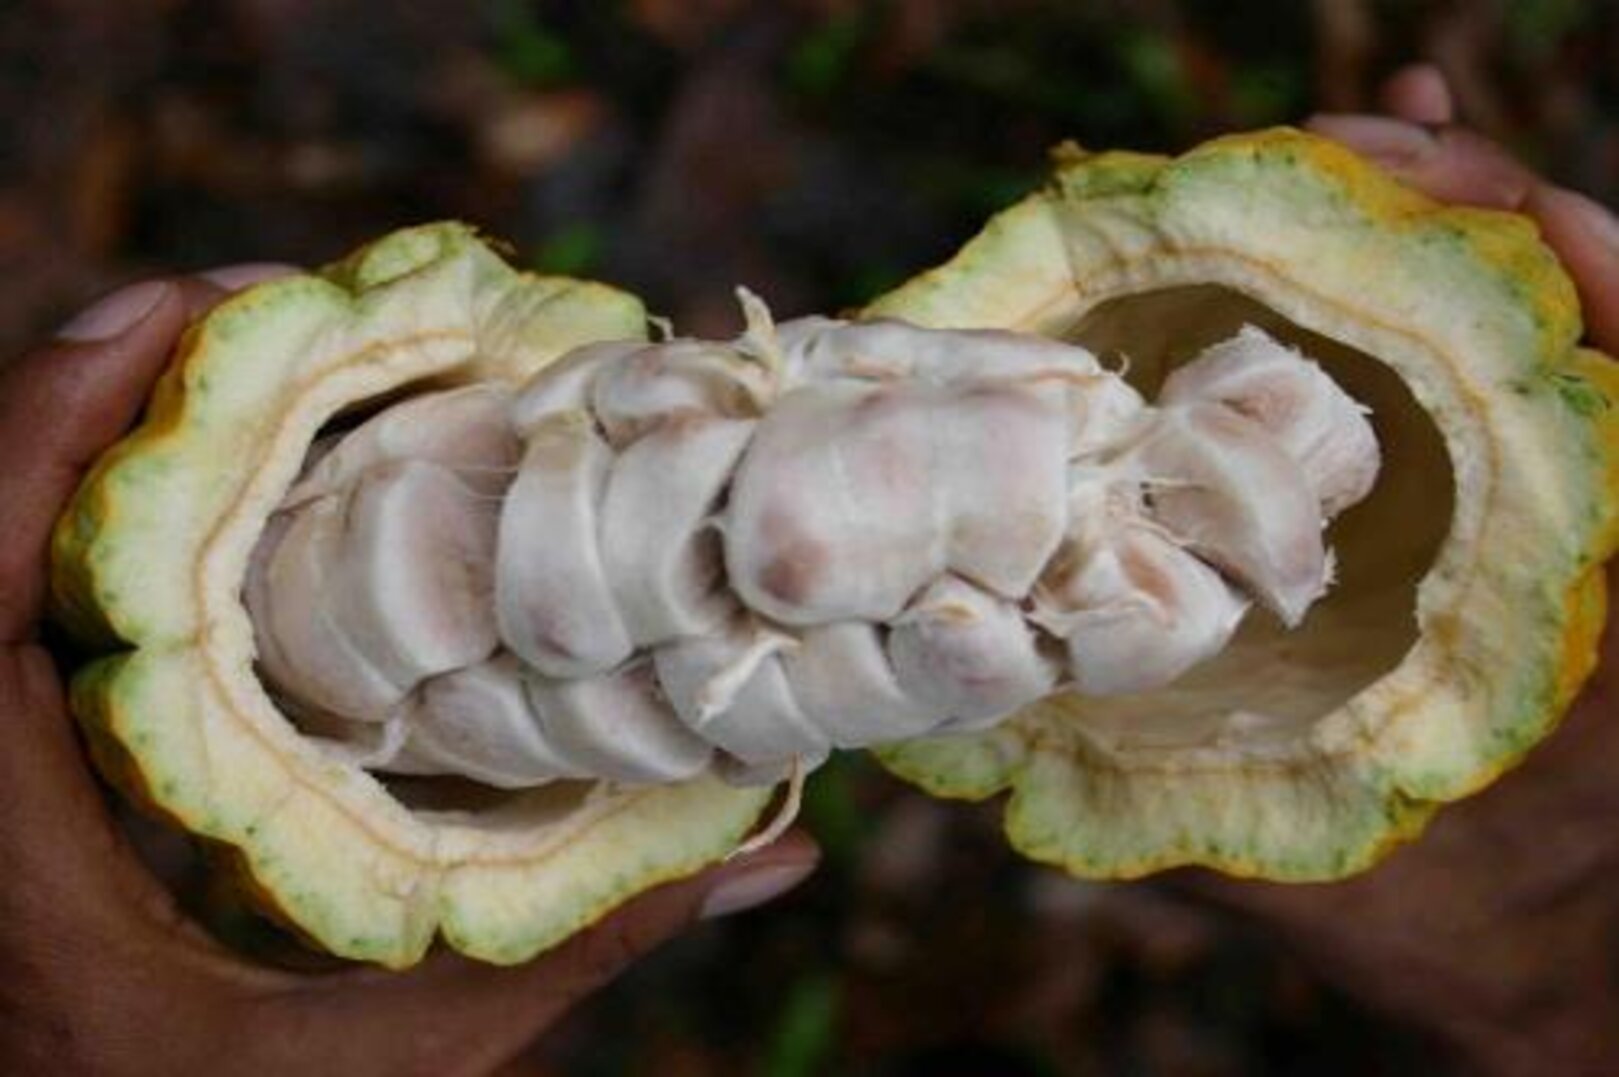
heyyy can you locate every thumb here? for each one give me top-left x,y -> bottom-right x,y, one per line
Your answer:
1304,114 -> 1540,211
0,280 -> 189,640
0,267 -> 300,640
257,829 -> 820,1077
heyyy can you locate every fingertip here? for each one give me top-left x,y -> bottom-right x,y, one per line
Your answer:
1304,113 -> 1438,166
699,828 -> 821,921
1531,184 -> 1619,254
174,277 -> 232,321
0,280 -> 191,637
176,265 -> 302,321
1379,63 -> 1454,126
7,276 -> 188,447
1309,114 -> 1539,210
197,263 -> 302,291
54,280 -> 180,343
1527,184 -> 1619,352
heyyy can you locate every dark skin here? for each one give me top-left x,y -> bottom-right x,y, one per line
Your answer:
0,65 -> 1613,1076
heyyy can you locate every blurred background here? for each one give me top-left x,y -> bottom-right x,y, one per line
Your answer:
7,1 -> 1619,1074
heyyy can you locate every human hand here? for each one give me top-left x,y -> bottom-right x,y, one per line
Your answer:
0,273 -> 819,1077
1180,65 -> 1619,1077
1311,63 -> 1619,353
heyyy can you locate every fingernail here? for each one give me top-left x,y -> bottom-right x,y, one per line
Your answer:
197,263 -> 300,290
699,859 -> 816,920
1380,63 -> 1454,126
56,280 -> 174,342
1536,185 -> 1619,254
1306,114 -> 1438,166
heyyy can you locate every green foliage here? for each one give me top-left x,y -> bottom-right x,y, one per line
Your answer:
801,753 -> 870,870
1505,0 -> 1591,60
531,222 -> 602,276
786,11 -> 869,98
1117,27 -> 1195,131
490,0 -> 575,86
1231,63 -> 1306,126
762,973 -> 840,1077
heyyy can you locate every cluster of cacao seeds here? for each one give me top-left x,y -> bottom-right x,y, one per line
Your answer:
246,301 -> 1379,788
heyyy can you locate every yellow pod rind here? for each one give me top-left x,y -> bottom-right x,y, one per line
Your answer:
51,223 -> 772,967
869,127 -> 1619,881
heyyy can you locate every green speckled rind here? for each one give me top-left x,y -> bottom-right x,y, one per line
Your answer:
52,223 -> 771,967
870,129 -> 1619,880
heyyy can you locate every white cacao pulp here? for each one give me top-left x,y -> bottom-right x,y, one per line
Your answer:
245,303 -> 1380,789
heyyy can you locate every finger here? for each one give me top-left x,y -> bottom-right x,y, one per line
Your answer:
265,830 -> 820,1076
1307,114 -> 1619,351
196,262 -> 301,291
176,263 -> 301,321
1378,63 -> 1454,125
1525,184 -> 1619,354
174,276 -> 230,321
1305,114 -> 1539,209
0,281 -> 188,640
